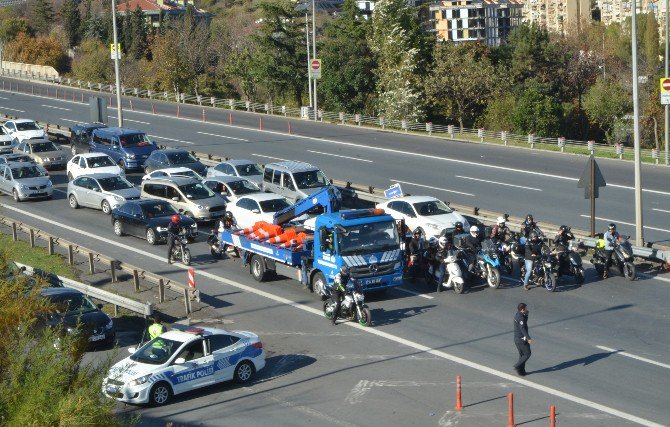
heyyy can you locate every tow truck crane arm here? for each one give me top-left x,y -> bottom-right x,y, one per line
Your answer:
273,186 -> 342,225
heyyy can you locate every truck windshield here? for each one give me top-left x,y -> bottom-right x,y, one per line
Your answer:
338,221 -> 400,256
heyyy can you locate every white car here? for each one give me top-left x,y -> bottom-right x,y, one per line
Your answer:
0,126 -> 17,154
103,326 -> 265,406
207,159 -> 264,185
142,167 -> 204,182
227,193 -> 291,229
67,153 -> 123,180
1,119 -> 46,143
202,175 -> 261,204
376,195 -> 470,238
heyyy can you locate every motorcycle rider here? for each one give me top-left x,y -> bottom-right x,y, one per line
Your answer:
167,214 -> 181,264
448,221 -> 465,242
491,216 -> 510,243
406,229 -> 424,278
603,223 -> 619,279
520,214 -> 538,242
218,211 -> 240,258
522,231 -> 543,289
463,225 -> 482,273
553,225 -> 574,275
434,236 -> 454,291
331,265 -> 351,325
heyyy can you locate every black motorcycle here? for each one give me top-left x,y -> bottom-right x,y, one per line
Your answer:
520,245 -> 557,292
552,240 -> 585,285
323,281 -> 372,327
170,231 -> 192,266
592,236 -> 636,281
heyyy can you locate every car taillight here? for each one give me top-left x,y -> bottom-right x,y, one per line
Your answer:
251,341 -> 263,349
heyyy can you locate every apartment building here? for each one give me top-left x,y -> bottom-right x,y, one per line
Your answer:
522,0 -> 591,34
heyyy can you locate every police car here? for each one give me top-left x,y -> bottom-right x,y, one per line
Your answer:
102,326 -> 265,405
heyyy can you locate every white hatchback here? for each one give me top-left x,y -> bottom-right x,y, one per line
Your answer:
376,195 -> 470,238
226,193 -> 292,229
103,327 -> 265,406
67,153 -> 123,180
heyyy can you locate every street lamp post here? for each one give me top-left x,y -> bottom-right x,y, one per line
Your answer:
111,0 -> 123,127
631,0 -> 645,246
305,13 -> 312,109
311,0 -> 317,121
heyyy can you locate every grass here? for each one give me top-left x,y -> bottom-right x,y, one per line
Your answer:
0,233 -> 77,279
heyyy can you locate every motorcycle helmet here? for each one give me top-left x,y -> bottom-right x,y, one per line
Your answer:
413,228 -> 422,237
529,230 -> 540,241
438,236 -> 448,248
224,211 -> 233,220
470,225 -> 479,237
340,265 -> 350,275
559,225 -> 568,233
608,223 -> 616,231
496,216 -> 505,225
454,222 -> 463,232
428,237 -> 438,247
526,214 -> 534,223
171,214 -> 180,224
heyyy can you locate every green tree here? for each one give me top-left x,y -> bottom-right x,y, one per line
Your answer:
60,0 -> 81,48
642,11 -> 659,73
583,77 -> 631,144
504,23 -> 564,86
29,0 -> 55,36
482,95 -> 517,131
129,6 -> 148,60
0,18 -> 30,42
510,80 -> 563,136
71,38 -> 113,82
320,0 -> 376,114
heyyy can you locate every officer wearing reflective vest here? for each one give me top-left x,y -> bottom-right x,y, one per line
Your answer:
149,313 -> 167,340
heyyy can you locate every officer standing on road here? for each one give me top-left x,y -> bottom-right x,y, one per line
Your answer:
513,303 -> 532,376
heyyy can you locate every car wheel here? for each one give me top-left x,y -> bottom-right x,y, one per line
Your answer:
113,220 -> 124,236
101,200 -> 112,215
12,189 -> 21,202
67,172 -> 73,181
311,272 -> 327,300
233,360 -> 255,384
68,194 -> 79,209
146,228 -> 157,245
149,382 -> 172,406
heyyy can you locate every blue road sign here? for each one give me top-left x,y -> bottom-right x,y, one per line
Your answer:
384,183 -> 403,199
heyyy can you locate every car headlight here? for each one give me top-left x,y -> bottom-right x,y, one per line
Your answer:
129,374 -> 152,387
196,205 -> 205,211
105,320 -> 114,330
36,157 -> 44,163
126,154 -> 136,159
156,226 -> 168,232
18,184 -> 27,190
46,180 -> 53,187
113,195 -> 124,202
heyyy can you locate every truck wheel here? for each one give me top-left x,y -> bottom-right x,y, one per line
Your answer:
250,255 -> 267,282
311,272 -> 327,300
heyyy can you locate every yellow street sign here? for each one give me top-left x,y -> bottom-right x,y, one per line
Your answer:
110,43 -> 121,60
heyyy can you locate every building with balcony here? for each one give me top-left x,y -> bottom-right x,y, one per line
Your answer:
521,0 -> 591,35
116,0 -> 211,27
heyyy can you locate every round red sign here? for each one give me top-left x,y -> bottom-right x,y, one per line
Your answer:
311,60 -> 320,70
663,79 -> 670,91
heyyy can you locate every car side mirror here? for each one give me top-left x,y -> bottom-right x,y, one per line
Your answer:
93,187 -> 100,192
127,347 -> 136,354
174,357 -> 186,365
251,209 -> 260,214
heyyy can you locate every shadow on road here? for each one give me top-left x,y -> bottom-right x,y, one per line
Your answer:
528,349 -> 619,374
370,304 -> 436,326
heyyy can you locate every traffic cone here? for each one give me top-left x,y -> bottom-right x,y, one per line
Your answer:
550,405 -> 556,427
455,375 -> 463,411
507,393 -> 515,427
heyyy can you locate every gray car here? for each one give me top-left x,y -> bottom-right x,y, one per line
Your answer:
0,127 -> 17,154
141,176 -> 227,221
67,173 -> 140,214
206,159 -> 264,185
201,175 -> 261,204
13,139 -> 70,170
0,161 -> 53,201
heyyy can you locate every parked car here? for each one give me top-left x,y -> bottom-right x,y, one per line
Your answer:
0,153 -> 34,165
89,128 -> 158,172
141,177 -> 227,222
40,287 -> 115,346
67,153 -> 123,180
0,161 -> 53,201
142,167 -> 204,182
111,199 -> 197,245
69,122 -> 107,155
226,193 -> 291,229
202,176 -> 261,204
1,261 -> 63,290
1,119 -> 46,143
262,161 -> 330,203
103,326 -> 265,406
143,149 -> 207,176
376,195 -> 470,238
68,173 -> 140,214
207,159 -> 264,185
13,139 -> 69,170
0,126 -> 17,154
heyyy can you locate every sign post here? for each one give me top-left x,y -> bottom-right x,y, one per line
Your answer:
310,59 -> 321,79
660,78 -> 670,105
110,43 -> 121,60
577,155 -> 607,236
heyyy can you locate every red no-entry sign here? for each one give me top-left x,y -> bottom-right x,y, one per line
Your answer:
663,79 -> 670,91
310,58 -> 321,79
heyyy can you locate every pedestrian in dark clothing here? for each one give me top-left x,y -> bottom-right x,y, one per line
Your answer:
513,303 -> 532,376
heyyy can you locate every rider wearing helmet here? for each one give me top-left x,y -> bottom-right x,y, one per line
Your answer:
407,228 -> 424,257
553,225 -> 574,248
522,231 -> 543,289
218,211 -> 240,259
434,236 -> 454,291
167,214 -> 181,264
603,223 -> 619,278
331,265 -> 351,325
463,226 -> 482,272
521,214 -> 538,239
491,216 -> 510,243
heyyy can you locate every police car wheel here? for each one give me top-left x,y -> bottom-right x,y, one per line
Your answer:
234,361 -> 255,384
149,382 -> 172,406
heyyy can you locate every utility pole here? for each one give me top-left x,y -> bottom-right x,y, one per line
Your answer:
311,0 -> 317,121
666,0 -> 669,165
111,0 -> 123,127
631,0 -> 645,246
305,13 -> 312,108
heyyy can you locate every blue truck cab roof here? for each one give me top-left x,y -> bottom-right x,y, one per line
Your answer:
315,208 -> 395,228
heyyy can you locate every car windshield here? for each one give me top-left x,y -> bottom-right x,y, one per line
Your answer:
16,122 -> 41,131
413,200 -> 453,216
338,221 -> 400,256
228,180 -> 260,195
48,293 -> 98,315
293,170 -> 328,189
11,165 -> 47,179
236,163 -> 263,176
31,142 -> 59,153
119,133 -> 152,147
171,170 -> 200,179
98,176 -> 133,191
130,337 -> 184,365
259,198 -> 291,212
142,202 -> 179,218
179,183 -> 214,200
87,156 -> 115,168
167,152 -> 197,164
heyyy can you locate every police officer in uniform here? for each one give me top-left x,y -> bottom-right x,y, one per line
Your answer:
148,313 -> 167,340
513,303 -> 532,376
331,265 -> 350,325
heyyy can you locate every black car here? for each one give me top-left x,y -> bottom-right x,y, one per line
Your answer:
1,262 -> 63,290
69,122 -> 107,156
41,287 -> 115,346
111,198 -> 197,245
143,149 -> 207,176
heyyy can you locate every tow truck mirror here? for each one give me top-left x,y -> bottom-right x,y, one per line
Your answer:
318,228 -> 328,252
174,357 -> 186,365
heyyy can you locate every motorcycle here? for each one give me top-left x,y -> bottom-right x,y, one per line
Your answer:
552,240 -> 585,285
405,250 -> 427,280
476,239 -> 502,288
520,245 -> 557,291
323,281 -> 372,326
424,251 -> 465,294
169,231 -> 192,266
496,239 -> 515,275
592,235 -> 636,281
208,229 -> 224,259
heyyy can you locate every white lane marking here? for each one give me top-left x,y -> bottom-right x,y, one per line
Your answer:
148,134 -> 193,145
652,208 -> 670,214
579,215 -> 670,234
391,179 -> 475,197
455,175 -> 542,192
0,202 -> 664,427
638,272 -> 670,283
252,153 -> 289,161
197,131 -> 248,142
42,104 -> 70,111
345,380 -> 445,404
307,150 -> 372,163
107,116 -> 150,125
395,287 -> 434,300
596,346 -> 670,370
59,118 -> 80,123
0,96 -> 9,100
0,107 -> 25,113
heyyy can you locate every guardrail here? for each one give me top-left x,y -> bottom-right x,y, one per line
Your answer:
15,262 -> 153,317
1,70 -> 668,165
0,215 -> 200,315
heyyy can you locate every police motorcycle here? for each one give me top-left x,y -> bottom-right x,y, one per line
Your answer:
552,238 -> 585,285
169,229 -> 192,265
323,280 -> 372,327
592,235 -> 636,281
519,243 -> 557,292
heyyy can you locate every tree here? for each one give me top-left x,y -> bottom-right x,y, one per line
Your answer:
425,43 -> 497,129
0,18 -> 30,42
320,0 -> 376,114
60,0 -> 81,48
129,6 -> 148,60
505,23 -> 565,86
29,0 -> 55,36
149,35 -> 192,94
510,80 -> 563,137
71,38 -> 113,82
642,11 -> 659,74
583,77 -> 631,144
5,32 -> 68,72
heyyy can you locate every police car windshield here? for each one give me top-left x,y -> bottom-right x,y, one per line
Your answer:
228,179 -> 260,195
338,221 -> 400,255
236,163 -> 263,176
294,170 -> 328,189
131,338 -> 184,365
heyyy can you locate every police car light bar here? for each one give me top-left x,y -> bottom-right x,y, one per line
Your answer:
184,327 -> 206,335
340,208 -> 385,220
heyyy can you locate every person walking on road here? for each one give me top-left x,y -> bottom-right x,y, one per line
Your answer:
513,303 -> 532,376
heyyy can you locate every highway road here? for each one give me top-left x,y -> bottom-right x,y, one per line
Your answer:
1,78 -> 670,424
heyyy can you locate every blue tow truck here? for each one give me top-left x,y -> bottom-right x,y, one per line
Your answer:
219,186 -> 404,297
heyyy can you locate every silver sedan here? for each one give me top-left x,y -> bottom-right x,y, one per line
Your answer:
67,173 -> 140,214
0,161 -> 53,201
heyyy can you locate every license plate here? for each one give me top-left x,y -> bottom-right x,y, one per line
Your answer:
89,334 -> 105,342
363,278 -> 382,285
31,192 -> 47,197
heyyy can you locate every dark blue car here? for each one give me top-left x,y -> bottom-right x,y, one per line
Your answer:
143,149 -> 208,176
111,198 -> 197,245
90,128 -> 158,172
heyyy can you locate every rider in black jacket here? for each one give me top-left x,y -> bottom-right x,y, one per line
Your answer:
522,231 -> 543,289
167,214 -> 181,264
462,226 -> 482,272
521,214 -> 538,239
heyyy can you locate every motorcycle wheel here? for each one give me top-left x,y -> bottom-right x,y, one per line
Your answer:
544,272 -> 556,292
357,307 -> 372,327
452,280 -> 465,294
323,301 -> 334,320
182,248 -> 192,266
574,267 -> 585,285
487,266 -> 501,289
210,247 -> 223,259
623,262 -> 636,281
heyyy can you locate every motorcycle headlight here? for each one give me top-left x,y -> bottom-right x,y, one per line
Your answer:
105,320 -> 114,330
353,292 -> 364,302
129,374 -> 152,387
